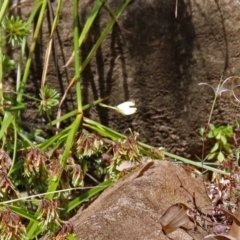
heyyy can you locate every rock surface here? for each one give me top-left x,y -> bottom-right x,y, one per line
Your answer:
65,161 -> 212,239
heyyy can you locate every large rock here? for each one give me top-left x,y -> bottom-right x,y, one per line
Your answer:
67,161 -> 212,239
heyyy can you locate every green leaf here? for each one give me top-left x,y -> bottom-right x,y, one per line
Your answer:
209,124 -> 215,130
0,111 -> 14,139
220,135 -> 227,145
223,143 -> 232,153
210,142 -> 219,153
207,125 -> 216,138
224,125 -> 233,137
217,151 -> 225,162
207,152 -> 217,160
199,127 -> 205,137
67,234 -> 77,240
215,132 -> 222,140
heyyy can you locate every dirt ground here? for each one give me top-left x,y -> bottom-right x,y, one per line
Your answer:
11,0 -> 240,159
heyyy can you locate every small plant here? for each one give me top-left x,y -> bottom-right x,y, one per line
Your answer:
39,85 -> 59,117
199,76 -> 231,128
3,16 -> 30,46
198,76 -> 236,165
2,55 -> 14,74
206,124 -> 233,162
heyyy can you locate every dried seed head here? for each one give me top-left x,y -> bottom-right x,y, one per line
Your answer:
0,170 -> 18,200
38,199 -> 62,231
0,150 -> 12,172
76,132 -> 104,157
48,160 -> 62,181
24,148 -> 47,177
71,164 -> 83,187
100,153 -> 112,164
0,206 -> 27,240
53,222 -> 74,240
111,133 -> 142,164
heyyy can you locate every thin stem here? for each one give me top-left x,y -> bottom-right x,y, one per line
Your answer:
73,0 -> 82,113
206,94 -> 218,131
83,117 -> 230,176
99,102 -> 117,111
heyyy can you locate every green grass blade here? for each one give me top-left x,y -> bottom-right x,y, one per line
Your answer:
17,0 -> 48,103
50,98 -> 107,126
9,205 -> 38,223
27,1 -> 42,25
61,179 -> 114,215
73,0 -> 82,112
8,118 -> 18,175
26,116 -> 81,239
50,0 -> 63,37
79,0 -> 103,48
83,117 -> 125,140
80,0 -> 131,73
39,127 -> 70,150
0,111 -> 14,139
58,0 -> 131,110
0,0 -> 9,23
65,0 -> 103,65
83,117 -> 231,176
